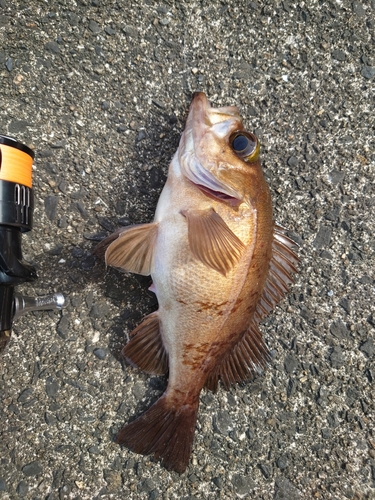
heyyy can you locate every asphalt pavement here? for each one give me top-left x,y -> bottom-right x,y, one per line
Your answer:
0,1 -> 374,499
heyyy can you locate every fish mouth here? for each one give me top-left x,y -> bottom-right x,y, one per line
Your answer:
194,182 -> 240,206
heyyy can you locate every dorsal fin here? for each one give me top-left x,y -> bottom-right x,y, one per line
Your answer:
205,223 -> 299,391
254,224 -> 299,323
122,312 -> 168,375
205,321 -> 271,392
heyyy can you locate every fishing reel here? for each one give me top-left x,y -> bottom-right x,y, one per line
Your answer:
0,135 -> 65,353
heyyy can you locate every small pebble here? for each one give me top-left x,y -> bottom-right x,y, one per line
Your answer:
44,196 -> 59,221
17,481 -> 28,497
22,461 -> 42,477
360,338 -> 374,357
89,20 -> 100,33
93,348 -> 107,360
361,66 -> 375,79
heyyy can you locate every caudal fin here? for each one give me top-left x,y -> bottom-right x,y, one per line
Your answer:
115,394 -> 199,473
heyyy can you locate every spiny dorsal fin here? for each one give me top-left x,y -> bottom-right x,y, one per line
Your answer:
205,321 -> 271,392
205,224 -> 299,392
181,208 -> 245,276
123,312 -> 168,375
254,223 -> 299,323
104,223 -> 159,276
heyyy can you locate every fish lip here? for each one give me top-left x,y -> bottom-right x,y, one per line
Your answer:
184,92 -> 241,149
188,92 -> 210,128
191,91 -> 208,102
189,92 -> 240,120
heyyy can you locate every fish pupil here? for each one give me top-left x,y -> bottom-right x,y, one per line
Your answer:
232,134 -> 249,152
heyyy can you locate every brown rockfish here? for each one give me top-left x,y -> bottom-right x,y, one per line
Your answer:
96,92 -> 298,473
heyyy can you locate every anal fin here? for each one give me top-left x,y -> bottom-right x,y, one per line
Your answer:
181,208 -> 244,276
123,312 -> 168,375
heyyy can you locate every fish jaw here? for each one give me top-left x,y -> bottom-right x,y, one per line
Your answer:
177,92 -> 267,207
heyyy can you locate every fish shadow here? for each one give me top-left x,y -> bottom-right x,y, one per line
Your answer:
87,107 -> 184,359
18,105 -> 186,394
129,375 -> 168,423
104,269 -> 158,361
40,104 -> 183,334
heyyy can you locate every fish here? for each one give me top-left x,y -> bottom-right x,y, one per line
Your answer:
95,92 -> 299,473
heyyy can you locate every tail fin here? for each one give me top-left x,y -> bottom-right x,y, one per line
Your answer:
115,394 -> 199,473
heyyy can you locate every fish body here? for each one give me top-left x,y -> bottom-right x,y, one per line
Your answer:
96,92 -> 298,472
152,149 -> 272,391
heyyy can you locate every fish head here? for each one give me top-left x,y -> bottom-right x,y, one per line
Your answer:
178,92 -> 266,207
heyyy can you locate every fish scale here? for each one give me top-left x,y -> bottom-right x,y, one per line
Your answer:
95,92 -> 299,473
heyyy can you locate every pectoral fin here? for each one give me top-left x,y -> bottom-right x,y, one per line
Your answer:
104,223 -> 159,276
181,208 -> 244,276
93,227 -> 129,259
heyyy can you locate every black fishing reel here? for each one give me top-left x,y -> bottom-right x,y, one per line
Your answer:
0,135 -> 65,352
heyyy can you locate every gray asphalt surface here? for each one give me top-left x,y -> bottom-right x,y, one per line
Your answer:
1,1 -> 374,499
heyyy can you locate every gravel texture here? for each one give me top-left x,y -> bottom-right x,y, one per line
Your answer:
0,1 -> 374,499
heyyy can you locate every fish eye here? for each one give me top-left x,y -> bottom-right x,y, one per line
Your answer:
230,131 -> 260,162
